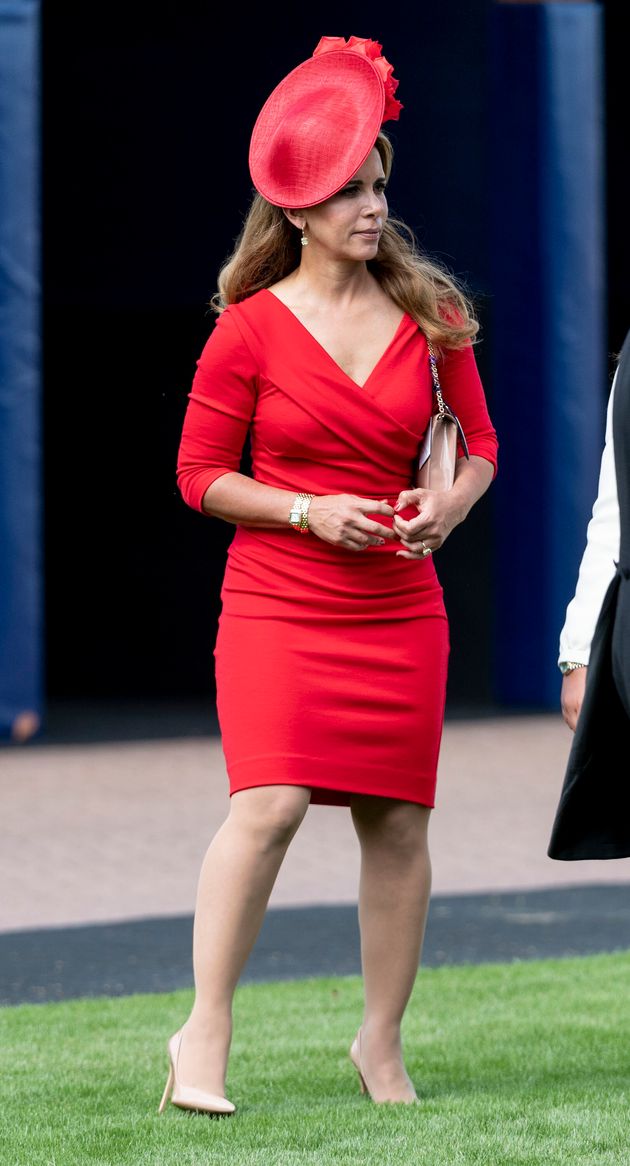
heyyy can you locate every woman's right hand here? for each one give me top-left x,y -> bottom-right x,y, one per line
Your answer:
307,495 -> 396,552
561,667 -> 588,732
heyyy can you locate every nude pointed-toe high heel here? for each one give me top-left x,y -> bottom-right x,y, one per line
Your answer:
158,1028 -> 235,1116
349,1028 -> 419,1105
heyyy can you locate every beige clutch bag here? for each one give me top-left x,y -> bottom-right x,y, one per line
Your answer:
415,337 -> 469,491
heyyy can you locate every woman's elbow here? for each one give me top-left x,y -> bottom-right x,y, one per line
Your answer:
175,466 -> 228,515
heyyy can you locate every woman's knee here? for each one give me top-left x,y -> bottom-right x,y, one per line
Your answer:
229,785 -> 311,848
351,797 -> 430,853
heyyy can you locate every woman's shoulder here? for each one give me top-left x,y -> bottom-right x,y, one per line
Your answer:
221,288 -> 272,320
203,289 -> 283,369
208,290 -> 272,344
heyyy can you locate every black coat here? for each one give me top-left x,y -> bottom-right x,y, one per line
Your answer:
548,330 -> 630,860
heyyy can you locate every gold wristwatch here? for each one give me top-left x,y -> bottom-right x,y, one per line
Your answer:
559,661 -> 586,675
289,493 -> 314,533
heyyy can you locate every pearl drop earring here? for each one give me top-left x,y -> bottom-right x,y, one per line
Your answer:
300,228 -> 309,247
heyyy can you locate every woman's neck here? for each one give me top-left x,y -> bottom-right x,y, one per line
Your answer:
281,258 -> 376,311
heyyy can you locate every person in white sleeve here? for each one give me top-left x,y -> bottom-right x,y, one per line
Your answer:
549,328 -> 630,860
558,370 -> 620,730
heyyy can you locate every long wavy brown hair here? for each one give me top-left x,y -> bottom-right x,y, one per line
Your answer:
211,133 -> 478,350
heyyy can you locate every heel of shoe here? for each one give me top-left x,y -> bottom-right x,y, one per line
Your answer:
158,1061 -> 174,1114
349,1034 -> 369,1097
349,1028 -> 420,1105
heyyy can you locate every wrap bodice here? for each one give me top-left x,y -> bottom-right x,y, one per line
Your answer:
177,287 -> 498,512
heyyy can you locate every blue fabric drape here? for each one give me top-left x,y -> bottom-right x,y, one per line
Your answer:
0,1 -> 42,738
490,2 -> 606,706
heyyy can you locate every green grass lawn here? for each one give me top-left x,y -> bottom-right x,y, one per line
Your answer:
1,952 -> 629,1166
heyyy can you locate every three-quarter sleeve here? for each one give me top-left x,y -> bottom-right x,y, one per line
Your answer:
439,342 -> 499,475
176,308 -> 259,512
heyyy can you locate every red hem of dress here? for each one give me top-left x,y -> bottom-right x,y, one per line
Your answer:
226,754 -> 436,809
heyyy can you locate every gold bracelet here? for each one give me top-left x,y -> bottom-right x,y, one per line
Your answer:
288,493 -> 314,533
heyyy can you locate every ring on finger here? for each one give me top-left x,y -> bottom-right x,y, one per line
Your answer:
420,540 -> 432,558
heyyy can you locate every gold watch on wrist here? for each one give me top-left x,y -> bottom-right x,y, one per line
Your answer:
289,493 -> 314,533
559,661 -> 586,676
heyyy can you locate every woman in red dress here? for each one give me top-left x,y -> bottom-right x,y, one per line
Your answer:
161,36 -> 498,1113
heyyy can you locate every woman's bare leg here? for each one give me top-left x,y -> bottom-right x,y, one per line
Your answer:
350,796 -> 432,1102
175,784 -> 311,1096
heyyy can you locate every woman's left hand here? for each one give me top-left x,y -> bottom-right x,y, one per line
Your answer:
392,487 -> 465,560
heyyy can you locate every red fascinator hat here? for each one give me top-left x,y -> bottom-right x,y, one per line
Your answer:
249,36 -> 402,208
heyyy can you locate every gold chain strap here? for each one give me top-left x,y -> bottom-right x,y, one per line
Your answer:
426,337 -> 448,416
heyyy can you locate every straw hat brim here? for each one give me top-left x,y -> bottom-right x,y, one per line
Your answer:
248,51 -> 386,208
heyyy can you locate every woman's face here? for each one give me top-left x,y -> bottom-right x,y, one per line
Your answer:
294,148 -> 388,260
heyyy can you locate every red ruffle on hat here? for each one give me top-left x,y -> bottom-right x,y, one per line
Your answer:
249,36 -> 402,209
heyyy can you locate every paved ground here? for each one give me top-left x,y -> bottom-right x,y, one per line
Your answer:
2,707 -> 630,1003
3,886 -> 630,1006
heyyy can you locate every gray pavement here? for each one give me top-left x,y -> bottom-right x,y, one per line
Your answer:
2,886 -> 630,1006
2,709 -> 630,1003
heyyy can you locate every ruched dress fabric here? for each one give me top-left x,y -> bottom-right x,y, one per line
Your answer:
177,289 -> 498,806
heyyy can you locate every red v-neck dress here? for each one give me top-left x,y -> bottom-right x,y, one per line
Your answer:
177,288 -> 498,806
